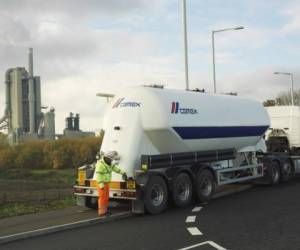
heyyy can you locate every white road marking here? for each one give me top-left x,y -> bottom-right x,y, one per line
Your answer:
192,206 -> 202,212
185,216 -> 196,223
208,241 -> 228,250
187,227 -> 203,235
178,241 -> 227,250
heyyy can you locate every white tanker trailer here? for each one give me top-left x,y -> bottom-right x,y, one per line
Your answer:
74,86 -> 300,214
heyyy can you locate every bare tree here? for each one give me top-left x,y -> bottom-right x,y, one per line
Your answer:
263,100 -> 276,107
276,89 -> 300,106
263,89 -> 300,106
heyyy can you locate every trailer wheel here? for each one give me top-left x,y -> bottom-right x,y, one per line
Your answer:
281,161 -> 292,182
172,173 -> 193,208
266,161 -> 281,185
195,169 -> 216,203
85,197 -> 98,209
144,175 -> 168,214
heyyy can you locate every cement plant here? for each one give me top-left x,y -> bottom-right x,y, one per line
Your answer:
0,48 -> 94,144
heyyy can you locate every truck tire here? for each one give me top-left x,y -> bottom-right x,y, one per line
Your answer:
195,169 -> 215,203
144,175 -> 168,214
172,173 -> 193,208
266,161 -> 281,185
85,197 -> 98,209
281,161 -> 292,182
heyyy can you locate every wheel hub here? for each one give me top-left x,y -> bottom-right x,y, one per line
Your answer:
177,181 -> 190,201
283,163 -> 291,175
272,166 -> 279,182
200,177 -> 213,196
150,184 -> 164,207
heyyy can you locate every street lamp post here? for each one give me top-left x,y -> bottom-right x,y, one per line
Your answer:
212,26 -> 244,94
274,72 -> 295,106
182,0 -> 189,91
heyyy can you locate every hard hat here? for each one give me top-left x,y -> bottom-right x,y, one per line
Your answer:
104,151 -> 118,160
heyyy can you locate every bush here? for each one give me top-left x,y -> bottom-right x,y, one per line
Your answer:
0,136 -> 103,170
0,147 -> 17,169
0,133 -> 8,150
15,141 -> 47,169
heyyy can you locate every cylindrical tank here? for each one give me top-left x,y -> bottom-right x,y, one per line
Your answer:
65,112 -> 73,130
99,87 -> 270,180
74,114 -> 80,131
44,108 -> 55,140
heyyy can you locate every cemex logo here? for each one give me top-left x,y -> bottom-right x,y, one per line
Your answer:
112,98 -> 141,108
171,102 -> 198,114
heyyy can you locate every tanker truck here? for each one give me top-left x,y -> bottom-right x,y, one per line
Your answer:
74,86 -> 300,214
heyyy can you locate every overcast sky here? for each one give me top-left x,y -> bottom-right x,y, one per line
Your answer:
0,0 -> 299,132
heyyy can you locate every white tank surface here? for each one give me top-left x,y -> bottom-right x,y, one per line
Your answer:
100,87 -> 270,180
266,105 -> 300,147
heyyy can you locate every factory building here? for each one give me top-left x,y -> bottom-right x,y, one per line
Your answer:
0,48 -> 56,144
63,113 -> 95,139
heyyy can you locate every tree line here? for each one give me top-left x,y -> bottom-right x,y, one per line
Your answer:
0,135 -> 103,170
264,89 -> 300,106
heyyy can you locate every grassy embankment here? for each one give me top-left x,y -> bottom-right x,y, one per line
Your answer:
0,135 -> 103,218
0,169 -> 77,218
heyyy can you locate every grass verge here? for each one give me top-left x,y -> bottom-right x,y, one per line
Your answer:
0,196 -> 76,219
0,169 -> 76,187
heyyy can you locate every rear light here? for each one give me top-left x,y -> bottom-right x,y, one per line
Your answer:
74,188 -> 85,193
110,181 -> 136,190
126,180 -> 136,189
78,170 -> 86,185
90,180 -> 98,188
122,192 -> 136,198
110,182 -> 121,189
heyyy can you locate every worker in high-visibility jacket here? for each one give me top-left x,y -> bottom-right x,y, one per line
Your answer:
96,151 -> 127,216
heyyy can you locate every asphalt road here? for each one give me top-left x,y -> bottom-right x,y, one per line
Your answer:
2,178 -> 300,250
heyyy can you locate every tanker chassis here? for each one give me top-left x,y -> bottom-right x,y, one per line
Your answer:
74,87 -> 300,214
74,146 -> 300,214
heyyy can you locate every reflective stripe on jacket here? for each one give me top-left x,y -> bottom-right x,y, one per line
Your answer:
96,160 -> 123,185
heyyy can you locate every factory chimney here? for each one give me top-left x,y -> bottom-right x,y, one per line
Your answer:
28,48 -> 35,133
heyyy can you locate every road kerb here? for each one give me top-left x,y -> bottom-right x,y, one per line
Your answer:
0,211 -> 132,245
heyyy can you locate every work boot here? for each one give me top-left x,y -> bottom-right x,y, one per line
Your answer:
98,211 -> 111,217
98,209 -> 111,216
